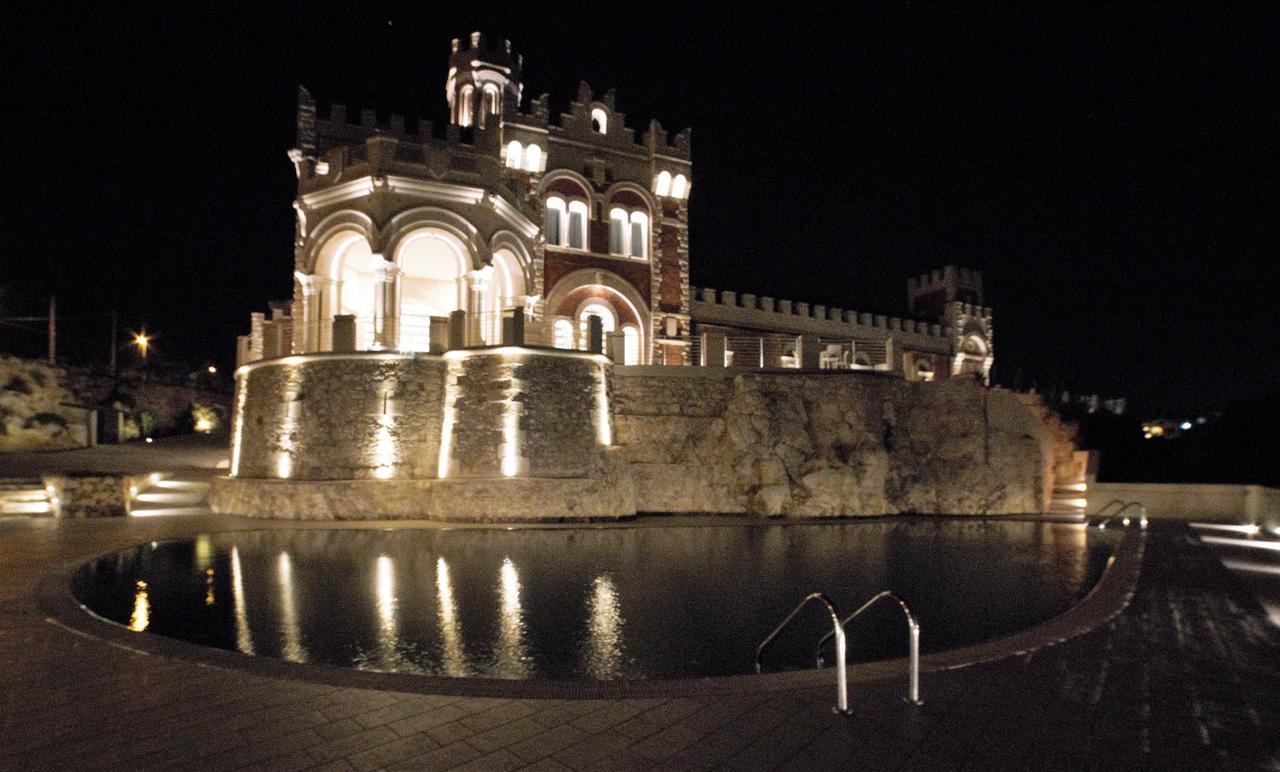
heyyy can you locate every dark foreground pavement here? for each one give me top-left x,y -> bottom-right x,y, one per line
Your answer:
0,517 -> 1277,771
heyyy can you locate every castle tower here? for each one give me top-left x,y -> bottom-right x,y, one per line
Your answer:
906,266 -> 994,383
446,32 -> 523,129
906,265 -> 984,318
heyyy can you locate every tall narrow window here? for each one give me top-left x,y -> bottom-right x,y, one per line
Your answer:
523,144 -> 542,172
609,208 -> 627,254
655,170 -> 672,197
629,212 -> 647,259
671,174 -> 688,199
622,326 -> 640,365
567,200 -> 588,249
458,85 -> 474,127
545,197 -> 565,246
484,85 -> 500,115
553,318 -> 574,349
505,141 -> 522,169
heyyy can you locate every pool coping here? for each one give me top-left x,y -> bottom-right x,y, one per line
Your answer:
34,519 -> 1145,700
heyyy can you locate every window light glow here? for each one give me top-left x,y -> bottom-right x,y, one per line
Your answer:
671,173 -> 688,199
654,170 -> 671,197
505,140 -> 523,169
590,107 -> 607,134
523,144 -> 542,172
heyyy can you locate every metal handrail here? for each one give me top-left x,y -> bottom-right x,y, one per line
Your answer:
1094,499 -> 1130,518
1096,502 -> 1147,530
813,591 -> 923,706
755,593 -> 850,714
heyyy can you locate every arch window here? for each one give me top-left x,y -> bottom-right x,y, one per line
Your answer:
608,207 -> 648,259
622,325 -> 640,365
567,200 -> 588,249
523,144 -> 542,172
483,85 -> 500,116
505,141 -> 523,169
553,318 -> 574,350
395,229 -> 470,351
654,170 -> 671,197
545,194 -> 588,249
578,302 -> 616,350
458,85 -> 474,127
671,173 -> 688,199
590,107 -> 607,134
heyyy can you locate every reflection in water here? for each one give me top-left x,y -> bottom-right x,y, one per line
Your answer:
129,580 -> 149,632
194,535 -> 213,571
277,552 -> 307,662
375,554 -> 398,668
74,523 -> 1119,680
205,567 -> 215,606
495,557 -> 531,677
231,546 -> 254,654
584,574 -> 625,679
435,557 -> 469,676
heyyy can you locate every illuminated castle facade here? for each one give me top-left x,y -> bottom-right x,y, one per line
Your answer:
237,33 -> 993,382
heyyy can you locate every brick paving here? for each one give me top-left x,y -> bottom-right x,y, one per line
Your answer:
1,515 -> 1277,770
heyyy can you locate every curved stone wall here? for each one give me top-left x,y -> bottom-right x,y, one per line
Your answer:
216,349 -> 627,520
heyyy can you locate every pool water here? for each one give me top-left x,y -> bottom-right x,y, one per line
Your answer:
71,520 -> 1116,680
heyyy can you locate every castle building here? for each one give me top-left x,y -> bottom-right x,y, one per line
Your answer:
238,33 -> 993,383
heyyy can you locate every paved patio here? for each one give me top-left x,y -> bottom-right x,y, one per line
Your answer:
1,516 -> 1277,770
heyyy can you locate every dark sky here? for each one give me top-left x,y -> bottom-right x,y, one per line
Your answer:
5,3 -> 1278,415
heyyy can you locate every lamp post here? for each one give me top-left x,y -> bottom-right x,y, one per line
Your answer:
133,332 -> 150,359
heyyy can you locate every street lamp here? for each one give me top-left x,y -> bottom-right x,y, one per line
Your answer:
133,332 -> 150,359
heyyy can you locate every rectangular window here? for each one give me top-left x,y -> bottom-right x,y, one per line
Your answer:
545,207 -> 561,245
569,212 -> 584,249
629,221 -> 645,258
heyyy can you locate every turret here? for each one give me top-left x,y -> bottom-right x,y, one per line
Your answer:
446,32 -> 523,129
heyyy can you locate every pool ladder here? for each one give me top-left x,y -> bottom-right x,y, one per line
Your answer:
1092,499 -> 1148,529
755,591 -> 923,715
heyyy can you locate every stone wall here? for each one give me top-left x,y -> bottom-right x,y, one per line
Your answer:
614,368 -> 1055,517
42,473 -> 135,518
230,354 -> 447,481
219,351 -> 1061,520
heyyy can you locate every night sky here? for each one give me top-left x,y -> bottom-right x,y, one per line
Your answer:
5,3 -> 1278,415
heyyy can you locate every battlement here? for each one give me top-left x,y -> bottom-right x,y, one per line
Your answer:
692,287 -> 947,340
906,265 -> 985,317
449,31 -> 523,72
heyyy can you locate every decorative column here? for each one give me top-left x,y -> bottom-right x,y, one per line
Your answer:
372,255 -> 399,350
466,270 -> 490,346
294,272 -> 320,353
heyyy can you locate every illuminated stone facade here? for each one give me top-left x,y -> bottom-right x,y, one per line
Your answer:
236,32 -> 993,380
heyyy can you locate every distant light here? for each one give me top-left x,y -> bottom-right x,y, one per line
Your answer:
207,365 -> 217,374
145,437 -> 153,444
1180,421 -> 1192,430
1196,416 -> 1207,425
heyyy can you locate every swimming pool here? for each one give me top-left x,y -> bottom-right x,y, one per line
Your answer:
71,520 -> 1116,680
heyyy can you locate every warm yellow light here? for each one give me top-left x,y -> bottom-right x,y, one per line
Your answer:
133,332 -> 150,357
207,365 -> 217,374
129,580 -> 150,632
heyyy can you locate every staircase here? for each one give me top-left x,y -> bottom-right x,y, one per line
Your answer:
129,470 -> 216,517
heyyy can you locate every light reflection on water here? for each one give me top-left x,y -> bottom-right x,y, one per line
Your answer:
72,521 -> 1118,680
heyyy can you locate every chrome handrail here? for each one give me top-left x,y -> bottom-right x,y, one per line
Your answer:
1094,499 -> 1129,518
1094,501 -> 1148,530
814,591 -> 923,706
755,593 -> 850,714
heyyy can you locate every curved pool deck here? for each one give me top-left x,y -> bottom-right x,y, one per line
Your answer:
2,515 -> 1278,770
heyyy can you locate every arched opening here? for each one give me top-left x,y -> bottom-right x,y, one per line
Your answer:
545,271 -> 649,362
671,173 -> 688,199
314,230 -> 376,351
590,107 -> 607,134
458,85 -> 474,127
485,248 -> 527,344
622,325 -> 640,365
395,229 -> 470,351
523,144 -> 542,172
654,170 -> 672,197
505,140 -> 523,169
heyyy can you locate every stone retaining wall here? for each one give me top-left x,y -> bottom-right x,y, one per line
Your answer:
614,369 -> 1059,517
218,351 -> 1065,520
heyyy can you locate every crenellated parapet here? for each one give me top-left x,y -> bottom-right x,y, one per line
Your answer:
690,286 -> 950,350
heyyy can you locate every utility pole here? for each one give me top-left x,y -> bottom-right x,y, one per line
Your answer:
47,296 -> 56,365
